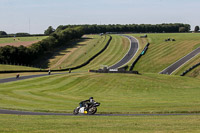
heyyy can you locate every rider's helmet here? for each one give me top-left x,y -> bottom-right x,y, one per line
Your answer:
89,97 -> 94,103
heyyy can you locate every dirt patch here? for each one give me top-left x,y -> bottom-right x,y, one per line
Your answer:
0,40 -> 39,47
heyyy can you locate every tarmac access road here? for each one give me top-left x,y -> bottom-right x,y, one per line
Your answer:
0,74 -> 50,84
0,73 -> 65,84
160,47 -> 200,75
0,71 -> 84,84
0,109 -> 200,116
108,35 -> 139,69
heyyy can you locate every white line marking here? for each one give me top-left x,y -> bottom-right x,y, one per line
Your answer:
108,34 -> 139,69
159,47 -> 200,75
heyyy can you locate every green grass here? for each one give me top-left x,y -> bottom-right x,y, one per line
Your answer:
47,34 -> 130,71
48,35 -> 108,69
0,34 -> 130,71
185,64 -> 200,79
80,34 -> 130,70
0,64 -> 40,71
193,43 -> 200,50
130,33 -> 200,74
0,36 -> 48,44
0,115 -> 200,133
0,72 -> 200,114
1,33 -> 200,132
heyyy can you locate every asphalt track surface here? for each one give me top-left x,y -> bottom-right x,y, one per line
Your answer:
0,72 -> 71,84
0,109 -> 200,116
108,35 -> 139,69
160,47 -> 200,75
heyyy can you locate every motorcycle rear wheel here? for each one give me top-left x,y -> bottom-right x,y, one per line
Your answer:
73,108 -> 79,115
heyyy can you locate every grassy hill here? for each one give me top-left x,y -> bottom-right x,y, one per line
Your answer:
0,33 -> 200,132
0,34 -> 130,72
0,33 -> 199,75
130,33 -> 200,75
0,72 -> 199,114
48,35 -> 107,69
79,34 -> 130,70
0,33 -> 200,113
46,34 -> 130,71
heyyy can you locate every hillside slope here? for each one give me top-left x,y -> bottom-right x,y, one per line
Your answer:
0,72 -> 199,114
131,33 -> 200,75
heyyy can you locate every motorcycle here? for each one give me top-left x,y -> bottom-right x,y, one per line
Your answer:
73,102 -> 100,115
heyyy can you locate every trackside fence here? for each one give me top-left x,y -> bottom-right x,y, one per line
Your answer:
129,43 -> 150,71
89,69 -> 139,74
180,62 -> 200,76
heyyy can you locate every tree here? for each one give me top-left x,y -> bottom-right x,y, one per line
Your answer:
0,31 -> 7,36
16,33 -> 30,37
44,26 -> 55,35
194,26 -> 199,32
179,27 -> 187,32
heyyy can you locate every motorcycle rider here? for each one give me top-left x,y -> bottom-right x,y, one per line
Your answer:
79,97 -> 95,111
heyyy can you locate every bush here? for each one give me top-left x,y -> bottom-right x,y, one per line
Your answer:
0,31 -> 7,36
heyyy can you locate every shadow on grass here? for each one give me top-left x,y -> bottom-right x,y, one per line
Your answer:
32,38 -> 92,69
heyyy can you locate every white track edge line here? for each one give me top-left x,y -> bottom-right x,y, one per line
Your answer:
108,34 -> 139,69
159,47 -> 200,74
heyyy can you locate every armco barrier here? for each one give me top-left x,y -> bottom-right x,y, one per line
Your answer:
180,62 -> 200,76
129,43 -> 150,71
0,35 -> 112,73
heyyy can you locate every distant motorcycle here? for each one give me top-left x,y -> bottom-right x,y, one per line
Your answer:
73,102 -> 100,115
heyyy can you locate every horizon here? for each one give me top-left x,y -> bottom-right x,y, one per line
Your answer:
0,0 -> 199,34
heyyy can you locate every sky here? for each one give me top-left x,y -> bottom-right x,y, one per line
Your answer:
0,0 -> 199,34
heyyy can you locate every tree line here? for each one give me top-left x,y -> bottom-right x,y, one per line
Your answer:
0,23 -> 195,67
0,31 -> 45,38
56,23 -> 191,34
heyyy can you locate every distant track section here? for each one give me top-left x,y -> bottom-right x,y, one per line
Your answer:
160,47 -> 200,75
108,35 -> 139,69
0,72 -> 69,84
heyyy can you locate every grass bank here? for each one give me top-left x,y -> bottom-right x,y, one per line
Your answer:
130,33 -> 200,74
0,114 -> 200,133
0,72 -> 200,114
48,35 -> 108,69
79,34 -> 130,70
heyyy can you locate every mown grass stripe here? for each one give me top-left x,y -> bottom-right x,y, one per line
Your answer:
131,33 -> 200,73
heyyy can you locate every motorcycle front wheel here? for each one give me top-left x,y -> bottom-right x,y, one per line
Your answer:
88,107 -> 97,115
